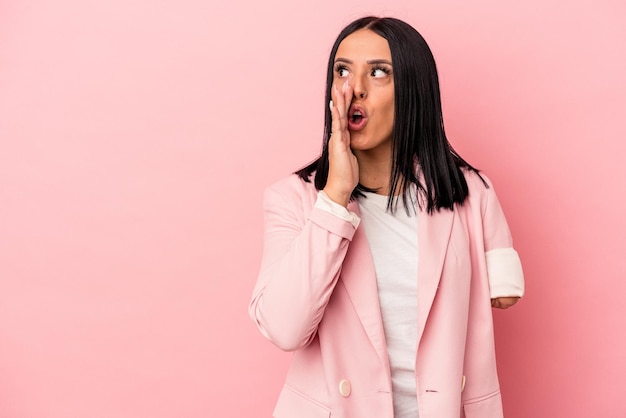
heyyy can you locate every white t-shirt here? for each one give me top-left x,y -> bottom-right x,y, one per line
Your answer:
358,191 -> 419,418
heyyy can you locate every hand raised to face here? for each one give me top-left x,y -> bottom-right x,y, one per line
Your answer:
323,81 -> 359,208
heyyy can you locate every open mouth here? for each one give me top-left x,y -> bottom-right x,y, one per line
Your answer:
348,105 -> 368,130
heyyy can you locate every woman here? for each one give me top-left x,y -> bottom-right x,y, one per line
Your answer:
249,16 -> 524,418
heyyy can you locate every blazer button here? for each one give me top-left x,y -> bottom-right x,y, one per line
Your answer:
339,379 -> 351,397
461,375 -> 466,392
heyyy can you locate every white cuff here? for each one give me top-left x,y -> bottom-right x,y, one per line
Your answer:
315,191 -> 360,228
486,248 -> 525,298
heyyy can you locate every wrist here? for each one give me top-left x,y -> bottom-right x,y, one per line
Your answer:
322,186 -> 351,208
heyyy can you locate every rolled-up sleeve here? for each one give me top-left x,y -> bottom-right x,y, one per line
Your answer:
480,178 -> 525,298
486,248 -> 525,298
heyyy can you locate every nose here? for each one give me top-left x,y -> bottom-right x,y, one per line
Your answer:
351,73 -> 368,100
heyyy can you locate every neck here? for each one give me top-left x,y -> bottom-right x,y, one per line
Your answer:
354,149 -> 394,195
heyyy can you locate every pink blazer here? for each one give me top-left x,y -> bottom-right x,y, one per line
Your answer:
249,170 -> 524,418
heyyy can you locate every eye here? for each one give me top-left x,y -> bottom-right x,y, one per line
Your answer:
335,65 -> 349,78
371,66 -> 391,78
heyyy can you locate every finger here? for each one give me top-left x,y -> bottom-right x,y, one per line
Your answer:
342,81 -> 353,117
334,82 -> 351,125
333,84 -> 347,122
329,96 -> 342,139
340,82 -> 354,133
331,85 -> 347,138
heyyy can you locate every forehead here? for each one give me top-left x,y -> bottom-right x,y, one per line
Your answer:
336,29 -> 391,60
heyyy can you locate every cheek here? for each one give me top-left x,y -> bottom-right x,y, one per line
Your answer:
383,90 -> 394,116
384,98 -> 395,126
331,75 -> 345,89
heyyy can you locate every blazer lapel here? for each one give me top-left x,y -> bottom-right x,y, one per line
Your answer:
337,198 -> 455,366
339,200 -> 389,369
416,205 -> 454,346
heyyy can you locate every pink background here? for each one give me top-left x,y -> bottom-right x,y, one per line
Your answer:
1,0 -> 625,417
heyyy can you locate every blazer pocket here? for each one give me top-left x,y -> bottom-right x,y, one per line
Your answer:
273,385 -> 331,418
462,390 -> 503,418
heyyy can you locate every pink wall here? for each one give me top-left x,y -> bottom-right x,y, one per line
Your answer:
1,0 -> 624,416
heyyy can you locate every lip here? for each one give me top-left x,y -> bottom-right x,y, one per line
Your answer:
348,104 -> 368,131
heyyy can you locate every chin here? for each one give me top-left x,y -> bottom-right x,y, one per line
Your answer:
349,132 -> 370,147
348,139 -> 370,152
349,133 -> 390,153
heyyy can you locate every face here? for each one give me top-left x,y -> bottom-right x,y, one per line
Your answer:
333,29 -> 394,156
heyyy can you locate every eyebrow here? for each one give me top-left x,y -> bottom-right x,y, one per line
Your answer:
334,58 -> 392,65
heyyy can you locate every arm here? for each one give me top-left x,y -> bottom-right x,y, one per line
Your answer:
491,296 -> 520,309
248,182 -> 358,351
249,81 -> 360,350
480,178 -> 525,309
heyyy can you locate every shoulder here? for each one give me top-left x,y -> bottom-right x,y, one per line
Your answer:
459,168 -> 500,213
264,173 -> 319,209
459,169 -> 514,232
266,173 -> 318,196
462,168 -> 492,192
